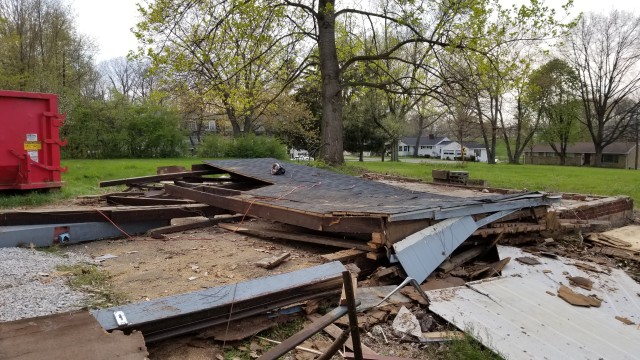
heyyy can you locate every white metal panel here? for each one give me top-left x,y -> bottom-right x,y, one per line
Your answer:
427,247 -> 640,360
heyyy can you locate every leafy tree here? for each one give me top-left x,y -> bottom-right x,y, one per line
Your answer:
529,58 -> 582,164
135,0 -> 572,165
134,1 -> 306,137
62,95 -> 185,158
445,1 -> 574,164
563,10 -> 640,166
0,0 -> 96,99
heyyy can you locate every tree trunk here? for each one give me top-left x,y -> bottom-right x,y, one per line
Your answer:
317,0 -> 344,165
391,139 -> 399,161
413,135 -> 421,157
223,92 -> 241,136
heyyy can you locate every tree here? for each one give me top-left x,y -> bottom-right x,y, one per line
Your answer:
136,0 -> 572,165
563,11 -> 640,166
134,1 -> 307,137
0,0 -> 96,96
100,57 -> 158,101
444,1 -> 574,164
529,58 -> 582,165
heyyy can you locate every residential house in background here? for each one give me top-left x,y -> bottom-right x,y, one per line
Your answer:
398,135 -> 488,162
525,142 -> 638,169
440,141 -> 488,162
398,135 -> 450,157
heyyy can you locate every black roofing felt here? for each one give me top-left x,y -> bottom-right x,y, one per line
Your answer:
203,158 -> 548,217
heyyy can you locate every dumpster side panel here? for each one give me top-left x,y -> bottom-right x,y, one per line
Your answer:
0,90 -> 65,190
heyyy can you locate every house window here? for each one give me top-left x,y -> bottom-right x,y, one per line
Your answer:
420,146 -> 427,149
602,154 -> 618,163
398,146 -> 402,151
404,146 -> 409,152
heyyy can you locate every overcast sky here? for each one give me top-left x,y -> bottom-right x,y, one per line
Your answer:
72,0 -> 640,63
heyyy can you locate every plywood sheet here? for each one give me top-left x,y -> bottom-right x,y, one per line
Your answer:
0,311 -> 147,360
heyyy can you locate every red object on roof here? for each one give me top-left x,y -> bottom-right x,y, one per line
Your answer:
0,90 -> 67,190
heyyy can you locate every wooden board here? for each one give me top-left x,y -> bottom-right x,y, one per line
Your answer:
307,314 -> 377,355
0,311 -> 147,360
218,223 -> 376,251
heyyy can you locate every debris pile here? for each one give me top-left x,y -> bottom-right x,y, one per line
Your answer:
0,158 -> 638,360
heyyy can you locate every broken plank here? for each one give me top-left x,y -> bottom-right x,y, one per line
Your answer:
194,184 -> 242,197
340,273 -> 358,306
218,223 -> 375,251
106,195 -> 194,206
439,246 -> 486,273
307,314 -> 378,355
256,252 -> 291,269
321,249 -> 367,263
148,215 -> 245,239
344,352 -> 415,360
100,170 -> 223,187
472,224 -> 547,237
423,331 -> 466,341
0,310 -> 147,360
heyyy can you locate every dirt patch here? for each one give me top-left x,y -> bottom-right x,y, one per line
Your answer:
66,220 -> 331,302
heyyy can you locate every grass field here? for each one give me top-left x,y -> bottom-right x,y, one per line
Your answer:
0,157 -> 637,209
0,158 -> 200,208
345,159 -> 639,204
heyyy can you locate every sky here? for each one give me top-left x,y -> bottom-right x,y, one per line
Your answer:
72,0 -> 640,64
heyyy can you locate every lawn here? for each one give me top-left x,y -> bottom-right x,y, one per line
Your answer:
345,159 -> 639,206
0,158 -> 201,208
0,157 -> 637,209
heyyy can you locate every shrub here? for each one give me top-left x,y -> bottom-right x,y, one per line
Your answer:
196,134 -> 231,158
197,134 -> 287,159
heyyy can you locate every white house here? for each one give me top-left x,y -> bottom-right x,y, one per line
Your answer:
440,141 -> 488,162
398,135 -> 488,162
398,135 -> 450,157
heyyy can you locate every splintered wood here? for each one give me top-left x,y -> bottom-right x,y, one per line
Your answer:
255,252 -> 291,269
557,285 -> 602,307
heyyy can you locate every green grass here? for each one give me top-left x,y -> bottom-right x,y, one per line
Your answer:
2,157 -> 638,209
56,263 -> 127,308
0,158 -> 201,209
346,160 -> 640,206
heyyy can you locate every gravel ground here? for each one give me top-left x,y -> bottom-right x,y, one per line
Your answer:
0,248 -> 89,322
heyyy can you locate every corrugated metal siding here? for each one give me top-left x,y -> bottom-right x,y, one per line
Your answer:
427,246 -> 640,360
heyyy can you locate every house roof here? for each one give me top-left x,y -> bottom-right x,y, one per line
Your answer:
401,136 -> 447,146
462,142 -> 485,149
530,142 -> 636,155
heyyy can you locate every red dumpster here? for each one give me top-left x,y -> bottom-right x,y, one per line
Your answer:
0,90 -> 67,190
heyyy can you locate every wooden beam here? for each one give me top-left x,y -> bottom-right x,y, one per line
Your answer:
308,315 -> 378,355
472,224 -> 547,237
0,204 -> 226,226
218,223 -> 376,251
165,184 -> 385,234
100,170 -> 222,187
148,215 -> 244,239
321,249 -> 367,263
439,246 -> 485,273
105,196 -> 194,206
255,253 -> 291,269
